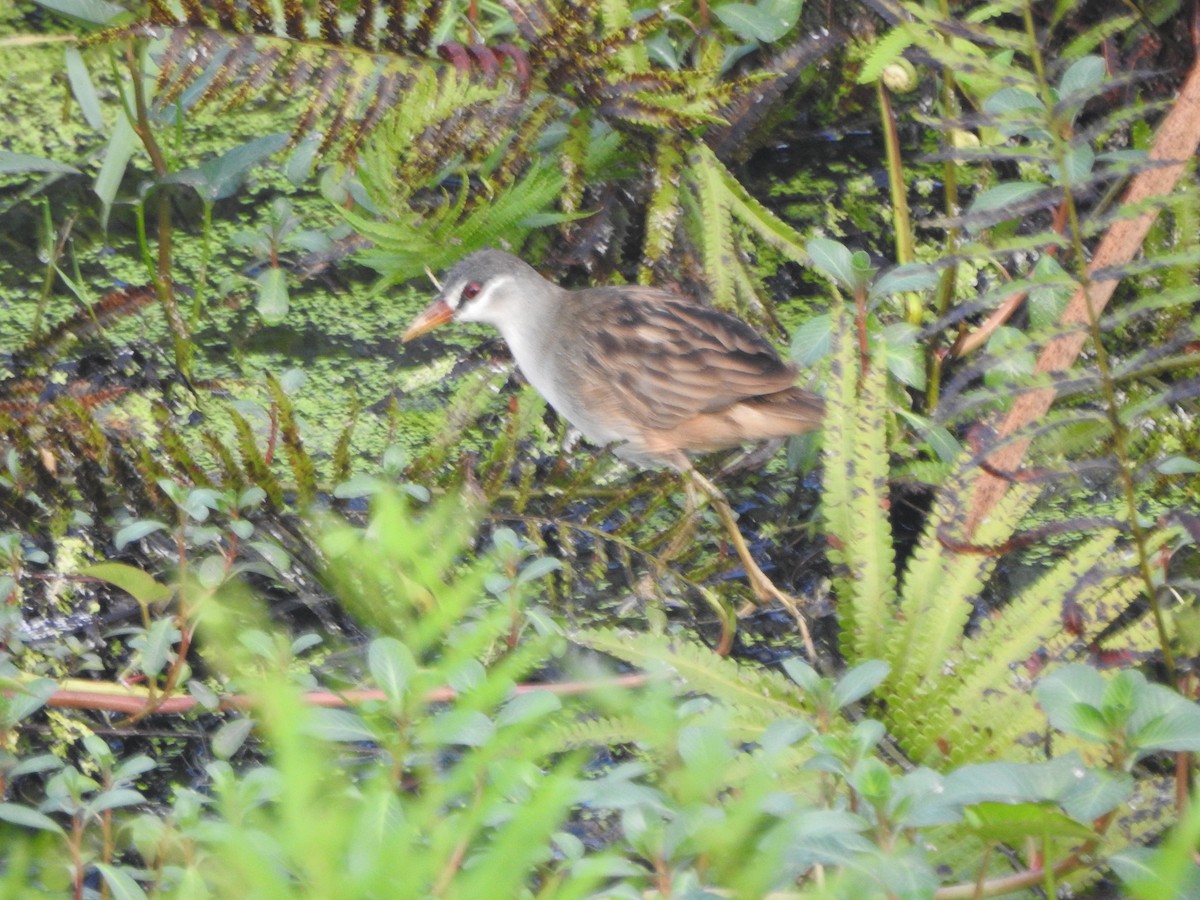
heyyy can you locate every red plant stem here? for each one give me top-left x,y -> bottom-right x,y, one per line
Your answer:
964,56 -> 1200,538
44,673 -> 651,716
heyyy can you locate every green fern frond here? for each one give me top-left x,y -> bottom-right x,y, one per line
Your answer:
351,163 -> 565,286
822,309 -> 898,662
688,146 -> 739,310
681,145 -> 812,317
154,407 -> 213,488
543,713 -> 657,752
229,407 -> 285,508
891,529 -> 1121,764
201,428 -> 247,490
266,375 -> 318,507
884,480 -> 1035,699
572,628 -> 809,722
716,154 -> 808,264
354,67 -> 510,210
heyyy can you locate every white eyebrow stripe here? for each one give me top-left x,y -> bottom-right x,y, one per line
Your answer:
464,276 -> 511,308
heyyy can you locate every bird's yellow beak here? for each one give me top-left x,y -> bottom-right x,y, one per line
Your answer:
401,297 -> 455,342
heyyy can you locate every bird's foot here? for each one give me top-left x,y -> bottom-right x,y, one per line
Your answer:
737,560 -> 816,661
684,467 -> 817,659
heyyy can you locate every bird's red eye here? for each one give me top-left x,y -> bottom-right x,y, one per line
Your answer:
462,282 -> 482,300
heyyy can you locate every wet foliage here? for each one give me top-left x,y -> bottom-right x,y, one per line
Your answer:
0,0 -> 1198,896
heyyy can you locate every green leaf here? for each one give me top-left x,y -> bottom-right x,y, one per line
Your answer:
181,488 -> 221,521
248,540 -> 291,574
807,238 -> 857,289
64,47 -> 104,131
983,326 -> 1036,387
713,1 -> 799,42
942,755 -> 1094,808
81,562 -> 173,608
832,660 -> 889,708
497,690 -> 562,727
1028,253 -> 1075,329
1124,797 -> 1200,899
94,863 -> 150,900
1061,770 -> 1132,822
138,617 -> 180,678
790,312 -> 832,366
29,0 -> 126,25
759,718 -> 813,752
1127,682 -> 1200,755
892,768 -> 956,827
0,678 -> 58,728
1101,670 -> 1137,727
368,637 -> 416,706
291,632 -> 322,655
255,267 -> 290,325
852,757 -> 893,805
517,556 -> 563,584
333,474 -> 383,498
1109,848 -> 1162,895
780,809 -> 873,868
851,719 -> 886,755
84,788 -> 145,817
869,263 -> 940,299
112,755 -> 156,785
188,680 -> 220,711
779,656 -> 822,692
982,87 -> 1043,116
895,410 -> 962,463
1157,456 -> 1200,475
195,554 -> 226,590
0,151 -> 81,176
94,112 -> 137,231
0,802 -> 64,834
1058,55 -> 1106,100
10,754 -> 64,779
163,134 -> 289,202
212,718 -> 255,759
1036,667 -> 1118,744
1048,142 -> 1095,183
964,800 -> 1095,844
882,322 -> 925,390
857,27 -> 917,84
305,708 -> 376,743
114,520 -> 168,551
1061,703 -> 1111,743
83,734 -> 114,768
422,710 -> 495,747
677,725 -> 735,784
968,181 -> 1047,215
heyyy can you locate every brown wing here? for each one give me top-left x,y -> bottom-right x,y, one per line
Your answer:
561,287 -> 799,432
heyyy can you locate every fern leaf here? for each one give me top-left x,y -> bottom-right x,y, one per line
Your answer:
717,153 -> 808,264
573,628 -> 809,722
638,138 -> 684,280
885,480 -> 1035,700
229,407 -> 284,508
688,147 -> 737,310
822,309 -> 898,661
266,375 -> 317,507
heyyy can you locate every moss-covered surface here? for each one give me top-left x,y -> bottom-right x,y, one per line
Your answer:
0,8 -> 497,475
0,5 -> 859,496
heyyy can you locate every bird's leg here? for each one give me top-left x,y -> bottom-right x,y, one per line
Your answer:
686,468 -> 815,659
631,471 -> 699,602
659,475 -> 701,563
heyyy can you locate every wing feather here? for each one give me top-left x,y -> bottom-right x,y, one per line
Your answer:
558,287 -> 798,432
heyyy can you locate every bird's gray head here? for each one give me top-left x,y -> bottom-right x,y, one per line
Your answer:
439,250 -> 547,325
401,249 -> 549,342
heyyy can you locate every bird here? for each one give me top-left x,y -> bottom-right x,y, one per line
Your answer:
402,249 -> 823,647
